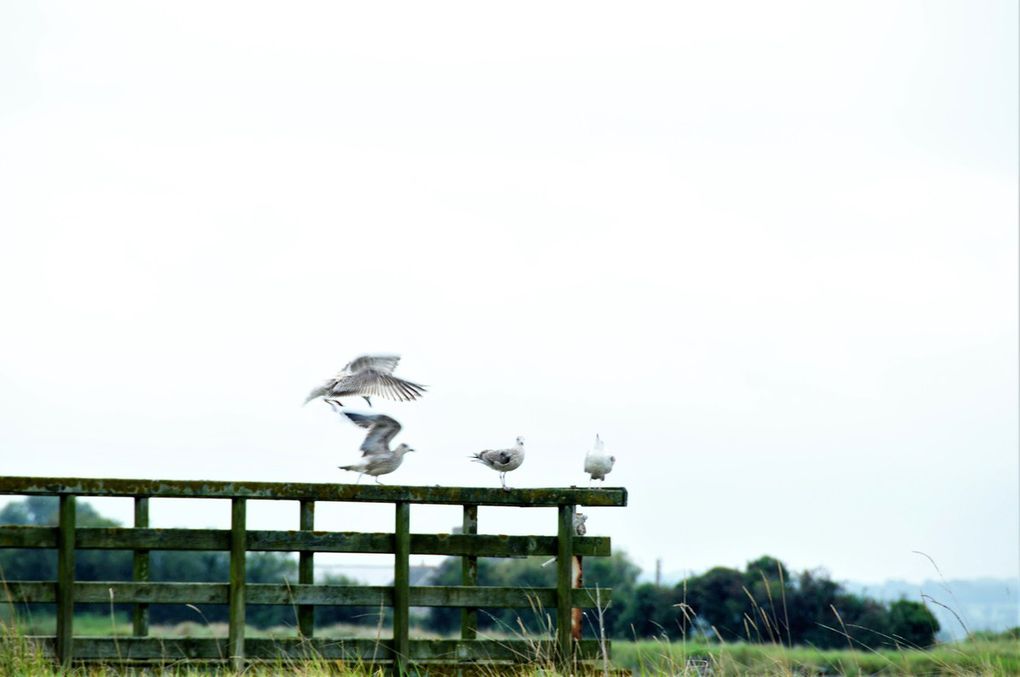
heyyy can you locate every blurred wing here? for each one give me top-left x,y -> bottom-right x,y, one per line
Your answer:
342,369 -> 426,402
345,354 -> 401,375
343,412 -> 402,455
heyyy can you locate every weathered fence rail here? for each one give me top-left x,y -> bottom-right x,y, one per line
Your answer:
0,476 -> 627,672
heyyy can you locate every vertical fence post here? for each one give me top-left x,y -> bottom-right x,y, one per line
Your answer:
393,501 -> 411,674
298,500 -> 315,638
556,503 -> 575,666
460,504 -> 478,640
56,494 -> 76,668
228,497 -> 247,671
132,496 -> 150,637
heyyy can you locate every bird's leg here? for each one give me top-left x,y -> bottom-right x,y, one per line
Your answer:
356,473 -> 363,485
500,472 -> 509,491
363,396 -> 372,407
375,477 -> 383,485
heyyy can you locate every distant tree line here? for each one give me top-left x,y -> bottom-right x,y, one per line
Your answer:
1,498 -> 938,648
425,553 -> 938,649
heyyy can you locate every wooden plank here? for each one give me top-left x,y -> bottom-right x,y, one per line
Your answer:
228,497 -> 246,671
37,527 -> 609,557
77,528 -> 228,550
393,501 -> 410,673
249,529 -> 393,552
132,496 -> 149,637
460,504 -> 478,640
556,504 -> 574,665
0,525 -> 56,548
76,582 -> 229,604
0,476 -> 627,507
298,499 -> 314,638
2,581 -> 610,608
1,581 -> 56,603
45,637 -> 607,662
56,495 -> 75,668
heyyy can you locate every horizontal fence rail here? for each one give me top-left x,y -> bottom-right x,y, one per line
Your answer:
35,638 -> 608,662
3,581 -> 612,607
0,527 -> 611,556
0,476 -> 627,672
0,476 -> 627,506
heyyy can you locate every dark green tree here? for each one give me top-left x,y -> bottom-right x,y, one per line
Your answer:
615,583 -> 685,639
682,567 -> 747,639
887,599 -> 939,648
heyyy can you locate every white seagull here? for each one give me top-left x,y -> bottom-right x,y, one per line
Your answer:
584,434 -> 615,487
305,354 -> 426,408
471,436 -> 525,490
332,406 -> 414,484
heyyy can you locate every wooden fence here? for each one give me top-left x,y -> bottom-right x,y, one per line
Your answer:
0,476 -> 627,672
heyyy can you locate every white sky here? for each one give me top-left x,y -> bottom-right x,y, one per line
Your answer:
0,1 -> 1017,585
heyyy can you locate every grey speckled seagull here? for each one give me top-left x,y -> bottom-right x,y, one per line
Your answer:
305,354 -> 426,408
471,436 -> 525,490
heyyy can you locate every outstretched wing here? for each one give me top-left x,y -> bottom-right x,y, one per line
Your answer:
344,354 -> 401,375
338,369 -> 426,402
342,411 -> 402,455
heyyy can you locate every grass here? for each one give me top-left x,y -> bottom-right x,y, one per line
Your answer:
614,637 -> 1020,675
3,614 -> 1019,675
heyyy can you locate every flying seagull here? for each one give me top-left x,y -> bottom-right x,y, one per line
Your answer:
471,436 -> 525,490
333,406 -> 414,484
305,354 -> 426,408
584,434 -> 615,487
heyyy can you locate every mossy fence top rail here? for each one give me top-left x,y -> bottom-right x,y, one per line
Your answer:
0,475 -> 627,507
0,475 -> 627,673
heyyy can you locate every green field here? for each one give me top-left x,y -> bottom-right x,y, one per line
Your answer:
2,615 -> 1018,675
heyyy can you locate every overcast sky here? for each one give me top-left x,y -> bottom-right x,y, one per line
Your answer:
1,1 -> 1017,586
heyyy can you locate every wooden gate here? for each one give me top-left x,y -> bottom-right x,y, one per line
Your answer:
0,476 -> 626,671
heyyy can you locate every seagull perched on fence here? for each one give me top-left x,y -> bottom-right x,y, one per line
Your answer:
304,354 -> 426,408
471,436 -> 525,490
584,434 -> 615,487
331,405 -> 414,484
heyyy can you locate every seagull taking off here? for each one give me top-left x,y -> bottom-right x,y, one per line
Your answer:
584,434 -> 615,487
305,354 -> 426,408
333,406 -> 414,484
471,436 -> 525,490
